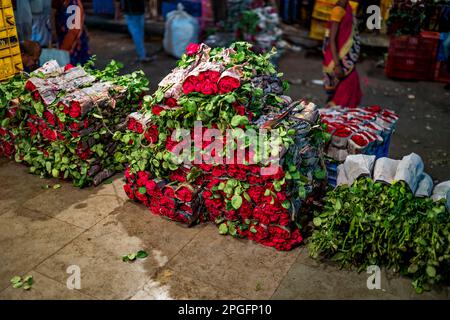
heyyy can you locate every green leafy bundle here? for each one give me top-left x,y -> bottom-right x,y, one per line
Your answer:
309,178 -> 450,293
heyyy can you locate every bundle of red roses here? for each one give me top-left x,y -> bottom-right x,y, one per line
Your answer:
0,60 -> 148,187
119,42 -> 328,251
124,168 -> 202,225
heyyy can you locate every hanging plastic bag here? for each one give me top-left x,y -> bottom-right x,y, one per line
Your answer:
163,4 -> 199,58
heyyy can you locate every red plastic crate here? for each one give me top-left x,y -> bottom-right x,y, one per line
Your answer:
434,61 -> 450,83
385,31 -> 440,80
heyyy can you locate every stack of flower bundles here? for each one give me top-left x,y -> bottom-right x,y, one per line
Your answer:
120,42 -> 328,250
0,59 -> 149,186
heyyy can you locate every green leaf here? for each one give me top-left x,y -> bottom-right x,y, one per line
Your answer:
92,113 -> 103,119
23,275 -> 33,285
10,276 -> 22,284
313,217 -> 322,227
138,186 -> 147,194
281,200 -> 291,209
426,265 -> 436,278
218,222 -> 228,235
230,115 -> 248,127
231,195 -> 243,210
407,264 -> 419,274
333,199 -> 342,211
136,250 -> 148,259
127,253 -> 137,261
250,226 -> 257,233
12,281 -> 23,289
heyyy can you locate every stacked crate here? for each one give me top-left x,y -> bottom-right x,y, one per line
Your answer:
0,0 -> 23,82
309,0 -> 358,41
385,31 -> 440,81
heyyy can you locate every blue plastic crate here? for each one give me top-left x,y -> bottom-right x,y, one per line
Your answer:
326,133 -> 392,187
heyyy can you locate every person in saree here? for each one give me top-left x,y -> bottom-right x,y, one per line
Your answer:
51,0 -> 91,65
322,0 -> 362,108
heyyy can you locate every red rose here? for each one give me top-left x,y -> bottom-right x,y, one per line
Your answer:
43,128 -> 57,142
69,102 -> 81,118
198,71 -> 221,83
206,178 -> 220,189
135,122 -> 144,134
200,80 -> 218,95
175,186 -> 193,202
169,168 -> 187,183
151,105 -> 165,116
144,125 -> 159,144
127,118 -> 136,131
165,98 -> 178,108
218,76 -> 240,94
248,186 -> 264,203
145,180 -> 158,195
69,122 -> 79,131
125,167 -> 135,182
64,63 -> 75,71
351,134 -> 368,147
135,189 -> 148,203
248,175 -> 264,185
212,165 -> 226,177
33,91 -> 40,101
233,104 -> 246,115
160,196 -> 176,209
366,105 -> 382,113
185,43 -> 200,56
163,186 -> 175,198
182,76 -> 198,94
224,209 -> 238,221
84,118 -> 89,128
179,205 -> 193,214
124,184 -> 134,200
25,80 -> 36,91
238,200 -> 253,219
202,190 -> 213,199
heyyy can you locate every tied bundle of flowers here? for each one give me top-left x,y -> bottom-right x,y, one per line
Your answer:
118,42 -> 327,251
124,168 -> 202,226
321,106 -> 398,163
0,59 -> 149,187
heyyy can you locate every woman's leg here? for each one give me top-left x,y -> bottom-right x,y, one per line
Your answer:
125,14 -> 147,60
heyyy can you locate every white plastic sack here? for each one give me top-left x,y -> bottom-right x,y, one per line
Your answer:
163,4 -> 199,58
337,154 -> 376,186
336,164 -> 348,186
373,157 -> 400,184
414,173 -> 433,198
432,181 -> 450,209
393,153 -> 424,193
